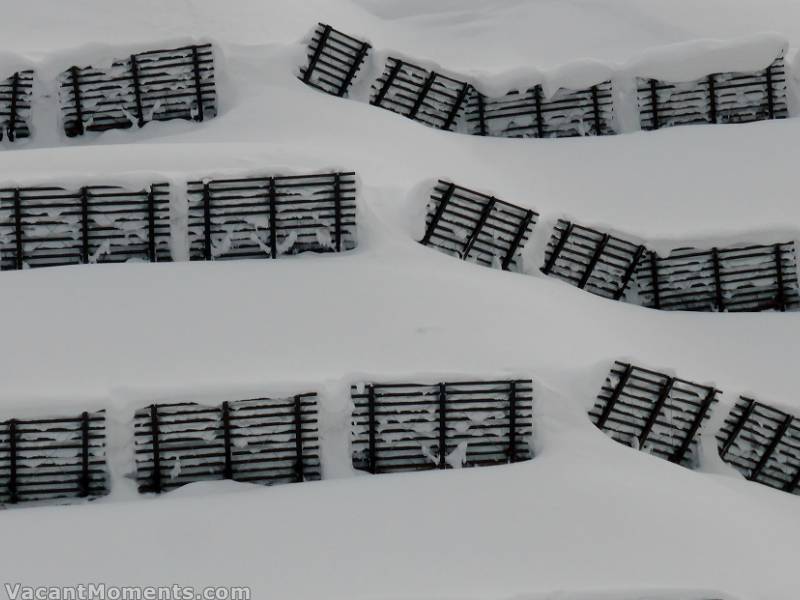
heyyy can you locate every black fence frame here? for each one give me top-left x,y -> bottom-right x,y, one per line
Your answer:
300,23 -> 371,97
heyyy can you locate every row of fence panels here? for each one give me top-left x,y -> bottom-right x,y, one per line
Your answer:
0,43 -> 218,144
0,171 -> 357,270
2,364 -> 798,509
300,23 -> 789,138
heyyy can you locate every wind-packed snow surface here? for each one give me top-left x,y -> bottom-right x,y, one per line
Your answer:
0,1 -> 799,599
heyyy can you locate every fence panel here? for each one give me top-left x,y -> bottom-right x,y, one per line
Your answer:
637,56 -> 788,130
633,242 -> 799,312
370,57 -> 472,131
59,44 -> 217,137
0,182 -> 171,270
717,397 -> 800,495
0,411 -> 107,506
351,378 -> 533,474
420,180 -> 538,272
186,171 -> 357,261
541,219 -> 645,300
0,70 -> 34,143
134,394 -> 320,494
465,82 -> 614,138
300,23 -> 371,97
589,361 -> 719,467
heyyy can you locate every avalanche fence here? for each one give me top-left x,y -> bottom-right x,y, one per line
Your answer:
0,70 -> 34,143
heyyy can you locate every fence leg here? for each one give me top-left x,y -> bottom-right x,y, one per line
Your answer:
438,382 -> 447,469
13,188 -> 23,270
579,234 -> 610,289
147,187 -> 157,262
720,398 -> 756,459
508,381 -> 517,463
191,46 -> 205,122
367,385 -> 377,474
649,251 -> 661,309
80,187 -> 90,264
649,78 -> 660,130
749,415 -> 793,483
534,86 -> 544,137
638,377 -> 676,449
590,85 -> 603,135
68,66 -> 85,137
8,72 -> 19,142
461,198 -> 496,260
130,54 -> 145,128
596,363 -> 633,429
371,59 -> 403,107
707,74 -> 717,124
711,247 -> 724,311
303,24 -> 332,84
333,173 -> 342,253
774,243 -> 786,311
79,411 -> 91,497
268,178 -> 278,259
149,405 -> 162,494
501,210 -> 535,271
671,388 -> 715,465
221,401 -> 233,480
8,420 -> 18,504
420,183 -> 454,246
765,63 -> 775,120
202,182 -> 212,261
542,222 -> 574,275
293,396 -> 305,483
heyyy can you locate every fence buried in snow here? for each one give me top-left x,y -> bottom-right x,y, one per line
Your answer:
590,361 -> 719,467
633,242 -> 800,312
717,397 -> 800,495
0,70 -> 34,143
351,378 -> 533,474
541,219 -> 645,300
0,411 -> 107,506
420,180 -> 538,271
466,82 -> 614,138
0,183 -> 171,270
370,57 -> 471,131
59,43 -> 217,137
300,23 -> 371,97
637,56 -> 788,130
134,395 -> 321,494
186,171 -> 357,261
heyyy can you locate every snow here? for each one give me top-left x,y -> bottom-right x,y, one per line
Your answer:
0,1 -> 799,599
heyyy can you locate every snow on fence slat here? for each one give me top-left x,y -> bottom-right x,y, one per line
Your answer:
0,182 -> 171,270
717,397 -> 800,495
420,180 -> 538,272
0,411 -> 108,506
370,57 -> 472,131
186,171 -> 357,261
541,219 -> 645,300
632,242 -> 800,312
637,56 -> 788,130
465,81 -> 614,138
133,394 -> 321,494
300,23 -> 371,97
589,361 -> 719,468
58,43 -> 217,138
351,379 -> 533,474
0,70 -> 34,143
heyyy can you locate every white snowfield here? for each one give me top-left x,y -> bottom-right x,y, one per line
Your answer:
0,1 -> 799,599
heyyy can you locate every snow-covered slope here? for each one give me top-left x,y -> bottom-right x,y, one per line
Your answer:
0,2 -> 798,599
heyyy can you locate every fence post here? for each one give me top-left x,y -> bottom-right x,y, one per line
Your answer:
765,63 -> 775,120
202,182 -> 212,260
420,183 -> 454,245
774,243 -> 786,312
147,186 -> 157,262
638,377 -> 675,449
720,398 -> 756,459
293,395 -> 305,483
579,234 -> 610,289
129,54 -> 145,128
534,86 -> 544,137
501,210 -> 535,271
8,72 -> 19,142
367,385 -> 377,474
707,74 -> 717,124
333,173 -> 342,253
590,85 -> 603,135
268,177 -> 278,259
671,388 -> 715,465
438,382 -> 447,469
371,59 -> 403,107
79,411 -> 91,497
442,82 -> 470,132
408,72 -> 436,121
13,188 -> 23,270
649,78 -> 660,130
338,41 -> 370,97
461,197 -> 496,260
615,245 -> 646,300
750,414 -> 793,482
8,419 -> 18,504
303,24 -> 332,84
149,404 -> 162,494
596,363 -> 633,429
508,381 -> 517,463
191,45 -> 205,122
221,401 -> 233,480
475,93 -> 487,136
80,187 -> 90,264
649,251 -> 661,309
711,247 -> 724,311
542,221 -> 573,275
69,66 -> 85,136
